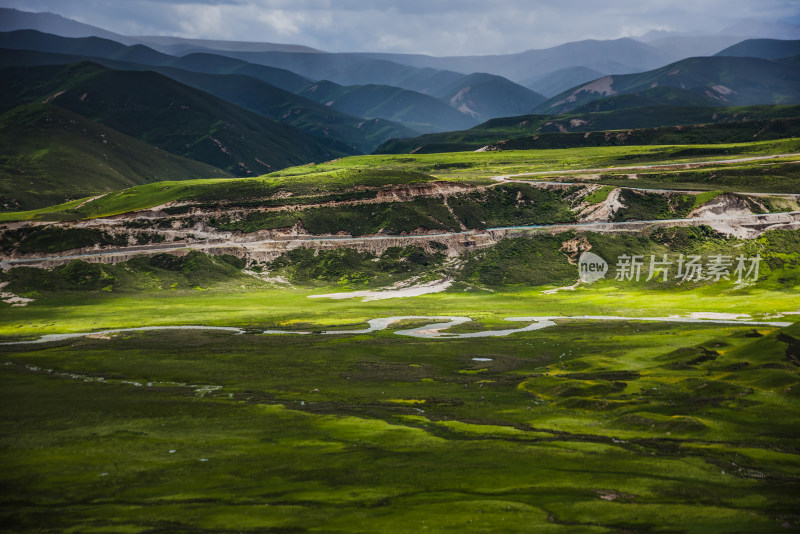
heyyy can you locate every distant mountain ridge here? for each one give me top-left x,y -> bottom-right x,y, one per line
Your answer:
357,38 -> 677,82
0,8 -> 322,55
0,8 -> 672,84
0,7 -> 134,43
0,30 -> 310,92
131,35 -> 322,55
0,29 -> 542,131
10,7 -> 799,131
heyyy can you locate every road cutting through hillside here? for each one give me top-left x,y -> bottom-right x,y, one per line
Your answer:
3,210 -> 800,267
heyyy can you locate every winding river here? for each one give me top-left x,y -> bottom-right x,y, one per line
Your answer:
1,315 -> 791,345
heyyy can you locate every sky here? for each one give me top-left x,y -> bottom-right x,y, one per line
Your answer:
1,0 -> 798,55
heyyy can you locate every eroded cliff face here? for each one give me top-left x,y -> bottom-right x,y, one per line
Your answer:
1,180 -> 798,269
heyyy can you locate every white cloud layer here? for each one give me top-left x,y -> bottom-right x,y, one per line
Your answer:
1,0 -> 797,54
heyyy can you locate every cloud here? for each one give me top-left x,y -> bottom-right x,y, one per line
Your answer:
0,0 -> 797,54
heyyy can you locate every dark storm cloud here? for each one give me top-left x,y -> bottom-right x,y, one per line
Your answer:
0,0 -> 797,54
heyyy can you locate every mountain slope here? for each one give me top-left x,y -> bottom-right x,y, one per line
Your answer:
428,73 -> 545,122
0,47 -> 415,153
0,103 -> 229,210
299,80 -> 477,133
0,62 -> 351,175
536,56 -> 800,114
715,39 -> 800,59
570,87 -> 720,112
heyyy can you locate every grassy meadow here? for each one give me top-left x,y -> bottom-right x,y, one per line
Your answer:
2,265 -> 800,532
1,139 -> 799,532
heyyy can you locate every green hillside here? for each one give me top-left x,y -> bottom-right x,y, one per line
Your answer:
0,103 -> 229,211
536,56 -> 800,115
4,137 -> 798,223
376,104 -> 800,153
0,62 -> 352,176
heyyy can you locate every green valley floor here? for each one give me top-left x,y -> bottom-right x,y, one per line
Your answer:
1,283 -> 799,533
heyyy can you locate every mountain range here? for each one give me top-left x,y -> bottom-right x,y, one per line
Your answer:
1,7 -> 799,210
1,62 -> 352,174
0,47 -> 417,154
0,29 -> 542,131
